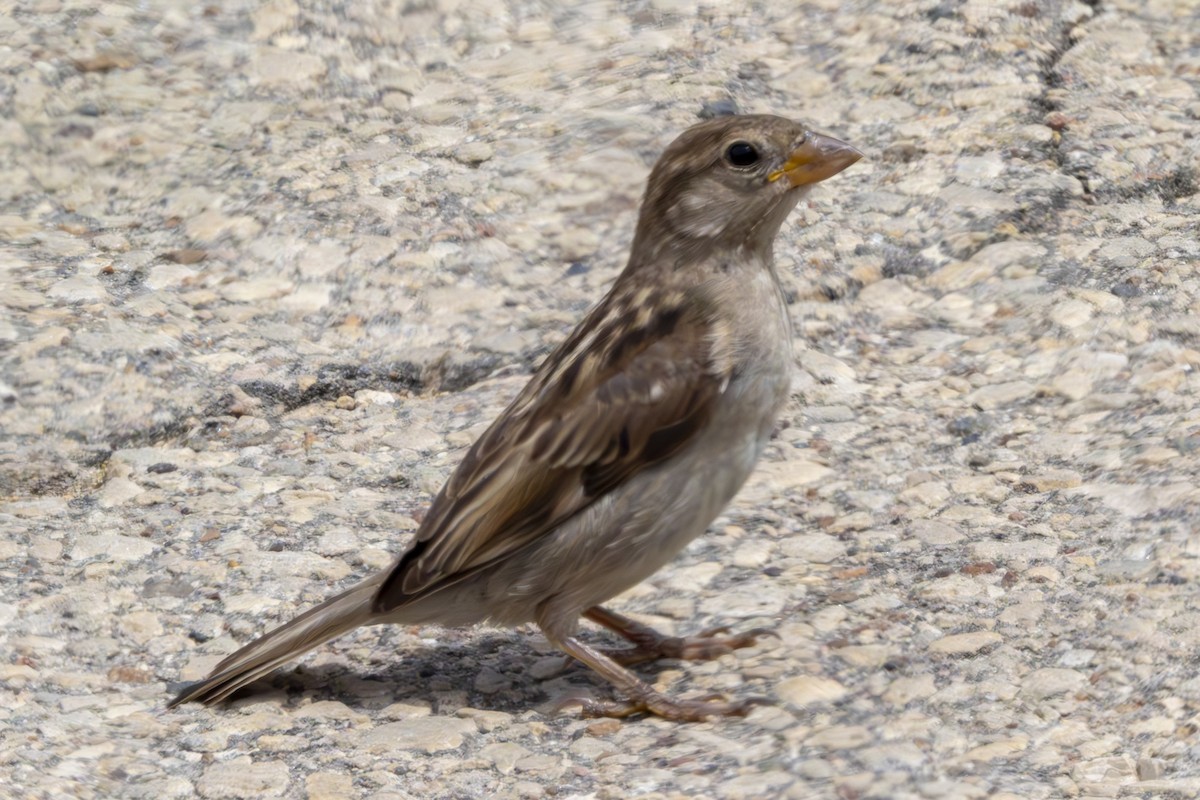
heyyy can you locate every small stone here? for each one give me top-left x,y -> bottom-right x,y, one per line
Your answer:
1027,565 -> 1061,583
354,389 -> 395,406
882,674 -> 936,706
969,539 -> 1057,563
514,753 -> 560,774
777,675 -> 847,706
759,459 -> 832,489
99,477 -> 145,508
832,645 -> 892,668
698,98 -> 739,118
197,756 -> 290,799
805,725 -> 872,749
454,141 -> 493,165
1020,668 -> 1087,700
0,215 -> 39,239
71,533 -> 156,562
900,480 -> 950,506
1050,299 -> 1093,328
48,275 -> 110,304
305,772 -> 351,800
958,737 -> 1029,762
731,539 -> 771,568
808,607 -> 847,634
118,611 -> 163,645
1097,236 -> 1153,268
473,666 -> 511,694
107,665 -> 153,684
1025,469 -> 1082,490
858,742 -> 927,770
585,719 -> 621,736
718,770 -> 794,799
163,248 -> 207,264
954,153 -> 1004,182
966,381 -> 1037,410
146,263 -> 198,290
335,395 -> 356,410
930,631 -> 1002,656
252,47 -> 326,86
1072,755 -> 1136,783
220,277 -> 290,301
455,707 -> 513,732
928,242 -> 1046,290
252,0 -> 299,40
908,520 -> 964,545
919,574 -> 985,601
1050,368 -> 1094,401
528,655 -> 566,680
1138,757 -> 1166,781
515,19 -> 554,41
72,52 -> 137,72
359,717 -> 475,753
188,211 -> 264,243
662,560 -> 721,590
778,534 -> 846,564
480,742 -> 529,774
293,701 -> 369,724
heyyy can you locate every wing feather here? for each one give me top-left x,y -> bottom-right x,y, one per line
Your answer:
373,284 -> 734,612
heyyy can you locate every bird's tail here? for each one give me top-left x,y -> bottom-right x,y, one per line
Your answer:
168,578 -> 380,707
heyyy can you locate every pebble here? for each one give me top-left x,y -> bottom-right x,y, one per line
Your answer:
929,631 -> 1002,656
304,772 -> 352,800
481,742 -> 530,774
1020,668 -> 1088,700
70,533 -> 157,562
358,717 -> 477,754
957,737 -> 1028,763
196,757 -> 290,799
776,675 -> 848,707
882,675 -> 936,706
805,726 -> 873,749
777,534 -> 847,564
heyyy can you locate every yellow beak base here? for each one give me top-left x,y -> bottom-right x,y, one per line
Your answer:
769,133 -> 864,187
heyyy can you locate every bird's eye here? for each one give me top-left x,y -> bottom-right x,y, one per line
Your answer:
726,142 -> 759,167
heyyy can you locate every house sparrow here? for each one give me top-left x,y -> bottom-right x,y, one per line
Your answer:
169,114 -> 862,721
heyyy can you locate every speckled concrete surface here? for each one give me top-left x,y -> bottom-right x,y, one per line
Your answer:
2,0 -> 1199,798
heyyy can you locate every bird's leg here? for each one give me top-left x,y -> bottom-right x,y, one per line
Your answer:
583,606 -> 777,666
546,631 -> 767,721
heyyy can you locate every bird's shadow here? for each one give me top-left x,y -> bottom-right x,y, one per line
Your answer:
180,629 -> 674,715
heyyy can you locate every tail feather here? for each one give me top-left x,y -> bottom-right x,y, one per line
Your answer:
168,579 -> 380,707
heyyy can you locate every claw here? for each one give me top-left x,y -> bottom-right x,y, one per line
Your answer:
550,691 -> 596,716
695,624 -> 734,638
693,691 -> 729,702
612,626 -> 780,664
578,697 -> 642,719
558,612 -> 781,722
733,695 -> 774,712
744,627 -> 782,642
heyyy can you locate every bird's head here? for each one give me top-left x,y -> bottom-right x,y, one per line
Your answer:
631,114 -> 862,264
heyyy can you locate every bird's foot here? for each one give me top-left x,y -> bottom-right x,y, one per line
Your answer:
585,607 -> 777,665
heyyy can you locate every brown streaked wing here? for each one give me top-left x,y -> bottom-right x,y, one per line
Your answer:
373,288 -> 733,613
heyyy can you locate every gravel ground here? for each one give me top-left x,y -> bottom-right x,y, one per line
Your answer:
3,0 -> 1199,798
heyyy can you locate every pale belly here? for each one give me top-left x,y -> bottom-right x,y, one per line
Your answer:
436,352 -> 794,632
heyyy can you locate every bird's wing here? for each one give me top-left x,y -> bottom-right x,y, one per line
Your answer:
373,284 -> 736,612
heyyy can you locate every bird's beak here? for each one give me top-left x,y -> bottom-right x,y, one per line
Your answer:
769,133 -> 864,187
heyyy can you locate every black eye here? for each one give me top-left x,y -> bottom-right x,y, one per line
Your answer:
726,142 -> 759,167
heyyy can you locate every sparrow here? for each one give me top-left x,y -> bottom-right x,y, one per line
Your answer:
169,114 -> 862,721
